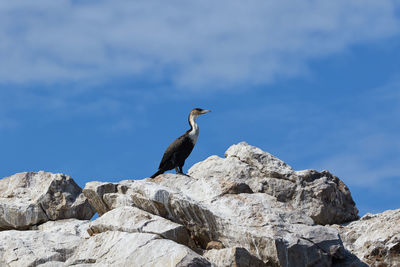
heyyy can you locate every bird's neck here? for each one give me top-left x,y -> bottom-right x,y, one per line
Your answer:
188,113 -> 199,143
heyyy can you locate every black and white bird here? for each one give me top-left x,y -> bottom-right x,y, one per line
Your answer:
150,108 -> 211,178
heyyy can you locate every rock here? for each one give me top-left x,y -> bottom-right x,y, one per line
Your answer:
0,219 -> 88,267
295,169 -> 358,225
36,262 -> 64,267
83,176 -> 346,266
82,181 -> 119,216
87,206 -> 194,248
188,142 -> 358,225
0,143 -> 378,266
0,214 -> 209,266
204,247 -> 270,267
65,231 -> 211,266
33,218 -> 91,238
334,209 -> 400,267
224,142 -> 295,179
0,171 -> 95,230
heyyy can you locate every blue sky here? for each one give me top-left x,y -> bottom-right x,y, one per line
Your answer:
0,1 -> 399,215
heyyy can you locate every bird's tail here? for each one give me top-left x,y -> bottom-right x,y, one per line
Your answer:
150,169 -> 164,179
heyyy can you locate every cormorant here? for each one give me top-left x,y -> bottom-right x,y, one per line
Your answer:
150,108 -> 211,178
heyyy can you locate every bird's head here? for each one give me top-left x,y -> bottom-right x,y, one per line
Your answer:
191,108 -> 211,116
189,108 -> 211,122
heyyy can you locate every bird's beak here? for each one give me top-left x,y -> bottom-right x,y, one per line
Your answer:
200,110 -> 211,114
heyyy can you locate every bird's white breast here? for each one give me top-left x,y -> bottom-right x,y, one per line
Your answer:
188,126 -> 199,144
188,113 -> 200,144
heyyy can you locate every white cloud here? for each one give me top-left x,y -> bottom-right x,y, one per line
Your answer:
0,0 -> 399,90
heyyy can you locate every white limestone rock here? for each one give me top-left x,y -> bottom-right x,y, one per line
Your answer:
0,171 -> 95,230
0,219 -> 89,267
87,206 -> 193,247
81,181 -> 121,216
81,142 -> 362,265
34,218 -> 91,238
188,142 -> 358,225
37,262 -> 65,267
65,231 -> 211,266
224,142 -> 296,179
295,169 -> 358,225
83,177 -> 346,266
204,247 -> 269,267
0,143 -> 373,266
334,209 -> 400,267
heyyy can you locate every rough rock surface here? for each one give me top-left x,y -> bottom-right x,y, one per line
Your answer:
65,231 -> 210,266
0,142 -> 398,266
84,179 -> 340,264
204,247 -> 269,267
334,209 -> 400,267
0,171 -> 95,230
189,142 -> 359,225
34,218 -> 91,238
82,143 -> 360,266
87,206 -> 194,248
0,219 -> 89,267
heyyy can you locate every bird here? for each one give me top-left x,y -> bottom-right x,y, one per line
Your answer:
150,108 -> 211,178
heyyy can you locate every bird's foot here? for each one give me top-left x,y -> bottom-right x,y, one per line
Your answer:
176,172 -> 190,177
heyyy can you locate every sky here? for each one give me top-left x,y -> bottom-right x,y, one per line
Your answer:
0,1 -> 399,216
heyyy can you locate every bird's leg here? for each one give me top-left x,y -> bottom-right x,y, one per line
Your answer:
177,166 -> 190,176
175,166 -> 186,175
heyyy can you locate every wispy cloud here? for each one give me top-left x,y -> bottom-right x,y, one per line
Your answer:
0,0 -> 398,90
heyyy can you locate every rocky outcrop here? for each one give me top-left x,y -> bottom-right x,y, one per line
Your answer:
84,178 -> 346,265
0,171 -> 210,267
65,231 -> 210,266
203,247 -> 269,267
334,209 -> 400,267
0,219 -> 88,267
0,217 -> 210,267
0,171 -> 95,230
33,218 -> 90,238
87,206 -> 194,248
82,142 -> 360,266
189,142 -> 359,225
0,142 -> 397,266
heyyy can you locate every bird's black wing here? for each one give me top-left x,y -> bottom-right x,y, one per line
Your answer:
158,132 -> 194,171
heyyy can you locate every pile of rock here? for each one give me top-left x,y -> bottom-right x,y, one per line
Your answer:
0,142 -> 398,266
0,171 -> 94,266
333,210 -> 400,266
